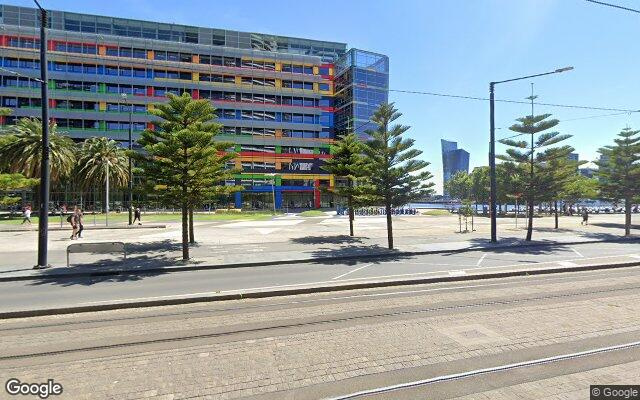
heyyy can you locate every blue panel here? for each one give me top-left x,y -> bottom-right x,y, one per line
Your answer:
234,191 -> 242,209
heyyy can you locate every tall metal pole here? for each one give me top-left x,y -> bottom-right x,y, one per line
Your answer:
35,1 -> 50,269
271,178 -> 276,215
105,163 -> 109,227
128,104 -> 133,225
489,82 -> 497,243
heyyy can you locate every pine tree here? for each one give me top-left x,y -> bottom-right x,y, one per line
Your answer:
596,127 -> 640,236
499,114 -> 571,241
361,103 -> 435,249
131,93 -> 238,260
321,133 -> 366,236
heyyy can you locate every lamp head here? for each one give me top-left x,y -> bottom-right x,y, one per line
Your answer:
555,66 -> 574,73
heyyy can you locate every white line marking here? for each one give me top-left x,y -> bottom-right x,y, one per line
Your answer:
571,247 -> 584,257
448,270 -> 467,277
558,261 -> 579,267
331,263 -> 374,280
325,340 -> 640,399
630,254 -> 640,259
476,254 -> 487,266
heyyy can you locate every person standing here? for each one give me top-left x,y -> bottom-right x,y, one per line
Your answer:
133,207 -> 142,225
581,208 -> 589,226
69,206 -> 78,239
21,205 -> 32,224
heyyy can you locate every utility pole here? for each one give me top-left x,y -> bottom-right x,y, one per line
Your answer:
34,0 -> 50,269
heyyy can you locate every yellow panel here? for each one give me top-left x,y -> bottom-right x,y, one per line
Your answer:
192,72 -> 199,82
192,54 -> 199,63
98,101 -> 106,111
276,161 -> 282,170
235,160 -> 242,169
329,67 -> 334,76
147,50 -> 154,60
235,76 -> 242,85
329,175 -> 335,187
313,82 -> 319,93
313,66 -> 319,75
147,104 -> 154,111
275,129 -> 283,138
275,79 -> 282,88
275,63 -> 282,72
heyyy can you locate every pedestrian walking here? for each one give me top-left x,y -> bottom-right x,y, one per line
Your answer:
21,205 -> 32,224
68,206 -> 78,239
581,208 -> 589,225
76,207 -> 84,238
133,207 -> 142,225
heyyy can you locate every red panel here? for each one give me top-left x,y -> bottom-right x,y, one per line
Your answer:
146,87 -> 154,97
47,40 -> 55,51
191,89 -> 199,99
146,122 -> 154,130
49,99 -> 56,108
314,179 -> 321,209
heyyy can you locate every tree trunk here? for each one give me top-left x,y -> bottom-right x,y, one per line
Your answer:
625,197 -> 631,236
385,201 -> 393,249
554,200 -> 559,229
347,194 -> 354,237
181,191 -> 189,260
189,206 -> 195,244
526,197 -> 534,241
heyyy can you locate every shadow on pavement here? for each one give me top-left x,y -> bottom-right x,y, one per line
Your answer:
306,243 -> 412,266
27,240 -> 202,287
291,235 -> 366,245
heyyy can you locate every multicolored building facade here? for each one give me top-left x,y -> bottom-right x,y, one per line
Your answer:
0,4 -> 388,209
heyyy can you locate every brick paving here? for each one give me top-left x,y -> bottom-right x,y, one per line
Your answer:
1,272 -> 639,399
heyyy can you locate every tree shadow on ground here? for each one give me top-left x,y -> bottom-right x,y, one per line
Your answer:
305,243 -> 414,266
590,222 -> 640,231
28,240 -> 202,287
290,235 -> 366,245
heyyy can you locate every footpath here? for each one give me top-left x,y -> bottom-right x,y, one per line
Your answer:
0,230 -> 638,282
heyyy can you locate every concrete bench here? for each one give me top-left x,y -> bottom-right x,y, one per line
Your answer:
66,242 -> 126,267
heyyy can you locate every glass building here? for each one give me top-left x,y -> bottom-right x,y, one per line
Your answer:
0,4 -> 389,209
441,139 -> 470,196
334,49 -> 389,138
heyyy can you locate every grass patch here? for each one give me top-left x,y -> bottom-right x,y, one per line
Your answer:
421,209 -> 452,216
0,211 -> 276,224
299,210 -> 326,217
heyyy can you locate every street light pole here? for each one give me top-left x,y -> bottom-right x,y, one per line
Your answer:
34,0 -> 50,269
266,173 -> 276,215
489,82 -> 496,242
488,66 -> 573,243
121,93 -> 133,225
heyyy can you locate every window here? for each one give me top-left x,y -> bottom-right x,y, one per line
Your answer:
154,51 -> 167,60
133,69 -> 146,78
105,66 -> 118,76
119,48 -> 132,58
83,45 -> 97,54
132,49 -> 146,59
106,47 -> 119,57
84,65 -> 97,74
319,83 -> 330,91
119,67 -> 132,77
199,55 -> 210,65
68,63 -> 82,73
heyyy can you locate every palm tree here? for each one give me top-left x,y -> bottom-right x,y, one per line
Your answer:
0,118 -> 76,182
76,137 -> 129,217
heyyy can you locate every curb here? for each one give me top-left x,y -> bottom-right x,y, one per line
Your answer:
0,236 -> 639,283
2,259 -> 639,319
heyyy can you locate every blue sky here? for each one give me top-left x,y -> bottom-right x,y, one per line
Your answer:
5,0 -> 640,193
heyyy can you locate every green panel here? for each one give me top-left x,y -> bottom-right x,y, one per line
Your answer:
235,144 -> 242,152
47,80 -> 55,89
275,145 -> 282,154
98,83 -> 106,93
275,176 -> 282,186
98,121 -> 106,130
313,147 -> 320,155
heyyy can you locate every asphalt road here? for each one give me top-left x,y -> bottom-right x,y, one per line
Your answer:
0,240 -> 639,313
1,266 -> 639,399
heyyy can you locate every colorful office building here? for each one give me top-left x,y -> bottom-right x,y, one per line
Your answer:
0,4 -> 389,209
